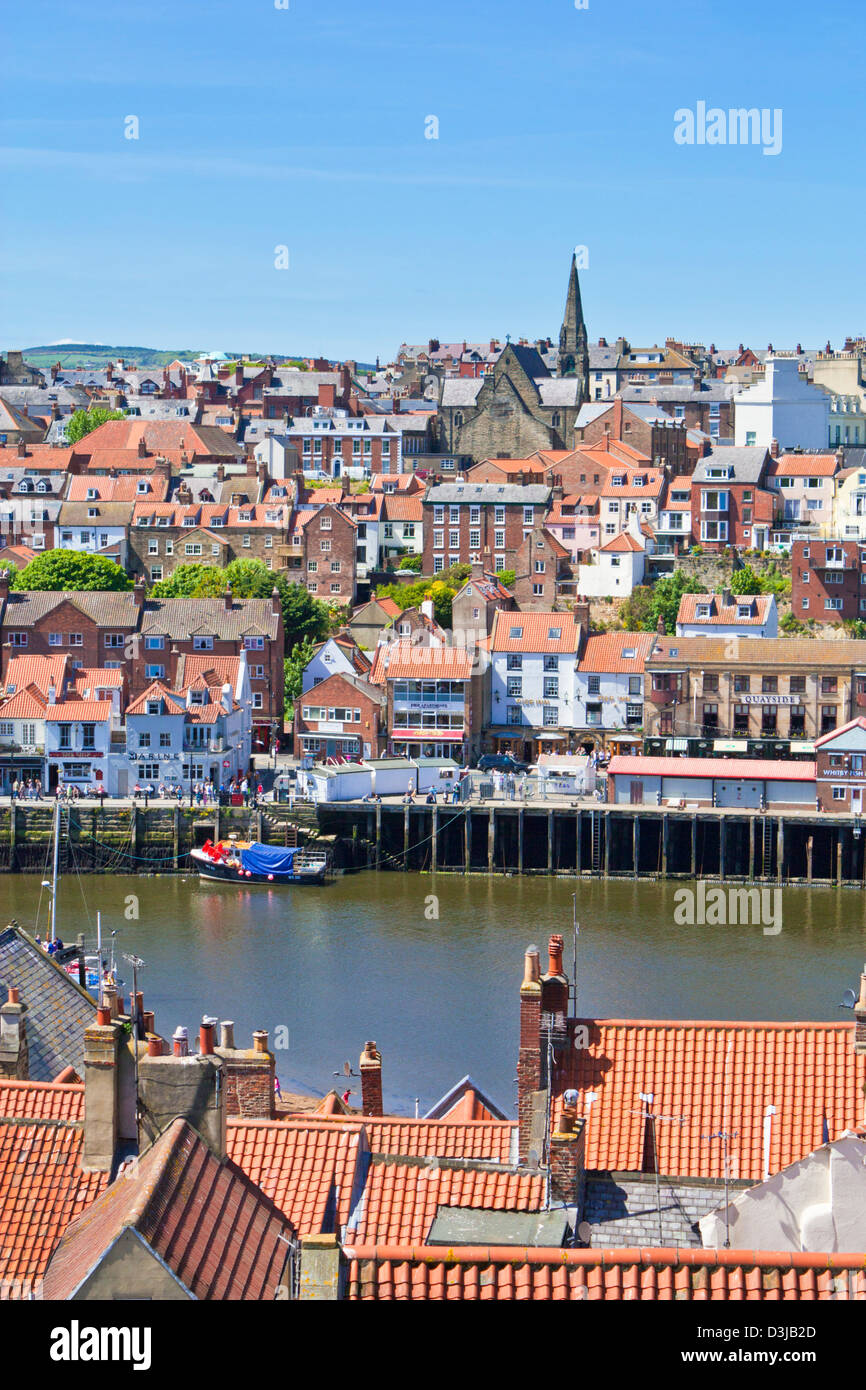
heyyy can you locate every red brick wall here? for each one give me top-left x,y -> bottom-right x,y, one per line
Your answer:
221,1056 -> 274,1119
303,505 -> 357,605
293,671 -> 383,758
793,540 -> 863,623
421,500 -> 544,574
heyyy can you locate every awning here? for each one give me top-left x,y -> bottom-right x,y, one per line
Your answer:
713,739 -> 748,753
665,738 -> 689,751
536,733 -> 565,741
611,734 -> 642,744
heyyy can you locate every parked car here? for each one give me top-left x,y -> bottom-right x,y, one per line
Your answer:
477,753 -> 531,774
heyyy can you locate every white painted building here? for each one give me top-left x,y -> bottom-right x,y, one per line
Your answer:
734,356 -> 830,451
700,1136 -> 866,1253
675,591 -> 778,640
576,519 -> 651,598
573,632 -> 655,744
301,636 -> 370,694
488,610 -> 582,753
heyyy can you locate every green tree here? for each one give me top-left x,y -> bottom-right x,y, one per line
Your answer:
398,554 -> 423,572
65,408 -> 127,444
150,559 -> 329,649
618,571 -> 702,634
10,550 -> 133,591
283,638 -> 316,717
729,565 -> 762,595
497,570 -> 516,588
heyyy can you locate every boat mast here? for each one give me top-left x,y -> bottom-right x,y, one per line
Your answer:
49,796 -> 60,944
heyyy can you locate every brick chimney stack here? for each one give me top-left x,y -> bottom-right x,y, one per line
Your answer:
517,946 -> 542,1163
214,1022 -> 275,1119
224,582 -> 233,612
359,1040 -> 383,1116
0,986 -> 28,1080
137,436 -> 147,459
770,438 -> 780,459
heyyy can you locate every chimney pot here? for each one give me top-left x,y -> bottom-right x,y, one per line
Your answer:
547,933 -> 564,978
199,1019 -> 215,1056
7,986 -> 19,1005
219,1020 -> 235,1050
252,1029 -> 269,1054
522,947 -> 540,990
142,1010 -> 155,1034
96,1005 -> 111,1026
173,1026 -> 189,1058
147,1036 -> 163,1057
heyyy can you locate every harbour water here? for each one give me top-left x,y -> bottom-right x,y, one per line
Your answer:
4,871 -> 866,1115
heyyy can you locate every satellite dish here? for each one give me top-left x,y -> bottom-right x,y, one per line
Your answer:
839,988 -> 857,1010
577,1221 -> 591,1244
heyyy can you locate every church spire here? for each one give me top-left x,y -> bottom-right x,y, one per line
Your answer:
558,252 -> 589,397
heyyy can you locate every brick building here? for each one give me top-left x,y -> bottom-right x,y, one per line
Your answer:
421,482 -> 551,576
368,642 -> 475,760
299,502 -> 358,608
512,527 -> 575,608
574,398 -> 689,473
134,587 -> 285,750
0,578 -> 141,684
293,670 -> 385,760
792,538 -> 866,623
644,635 -> 866,744
689,446 -> 776,550
815,717 -> 866,813
128,499 -> 292,584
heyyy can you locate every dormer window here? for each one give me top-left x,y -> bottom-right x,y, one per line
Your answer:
696,604 -> 711,619
183,516 -> 196,527
737,603 -> 752,619
86,488 -> 97,500
147,701 -> 161,717
137,480 -> 149,494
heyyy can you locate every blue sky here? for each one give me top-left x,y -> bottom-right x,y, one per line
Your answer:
1,0 -> 862,360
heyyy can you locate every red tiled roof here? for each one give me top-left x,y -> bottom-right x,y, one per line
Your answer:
0,685 -> 46,719
677,593 -> 773,626
66,474 -> 170,502
599,531 -> 644,552
346,1244 -> 866,1301
44,701 -> 113,722
607,755 -> 815,782
578,633 -> 655,673
0,1079 -> 84,1122
3,654 -> 69,699
560,1018 -> 866,1181
382,496 -> 423,522
368,643 -> 473,683
0,1119 -> 108,1293
279,1114 -> 515,1164
43,1118 -> 293,1301
227,1118 -> 362,1236
126,681 -> 185,717
178,654 -> 241,689
347,1160 -> 544,1245
770,454 -> 839,477
490,611 -> 581,654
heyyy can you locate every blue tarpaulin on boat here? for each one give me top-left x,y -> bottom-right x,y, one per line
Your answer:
240,844 -> 299,875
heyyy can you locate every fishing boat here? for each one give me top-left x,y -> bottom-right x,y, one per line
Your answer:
190,837 -> 330,885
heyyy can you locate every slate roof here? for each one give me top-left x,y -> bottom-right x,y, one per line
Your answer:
0,590 -> 140,628
425,484 -> 550,505
43,1118 -> 294,1301
345,1244 -> 866,1301
692,447 -> 769,483
0,925 -> 96,1081
141,596 -> 280,641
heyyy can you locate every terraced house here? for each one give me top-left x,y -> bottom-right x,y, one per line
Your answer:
421,482 -> 551,576
128,497 -> 292,583
644,635 -> 866,748
132,588 -> 285,751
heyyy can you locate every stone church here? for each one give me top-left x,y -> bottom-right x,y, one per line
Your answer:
434,254 -> 589,463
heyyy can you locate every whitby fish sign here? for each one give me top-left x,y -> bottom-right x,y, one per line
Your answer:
49,1322 -> 152,1372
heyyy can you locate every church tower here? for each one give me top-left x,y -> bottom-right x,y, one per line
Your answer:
558,252 -> 589,399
